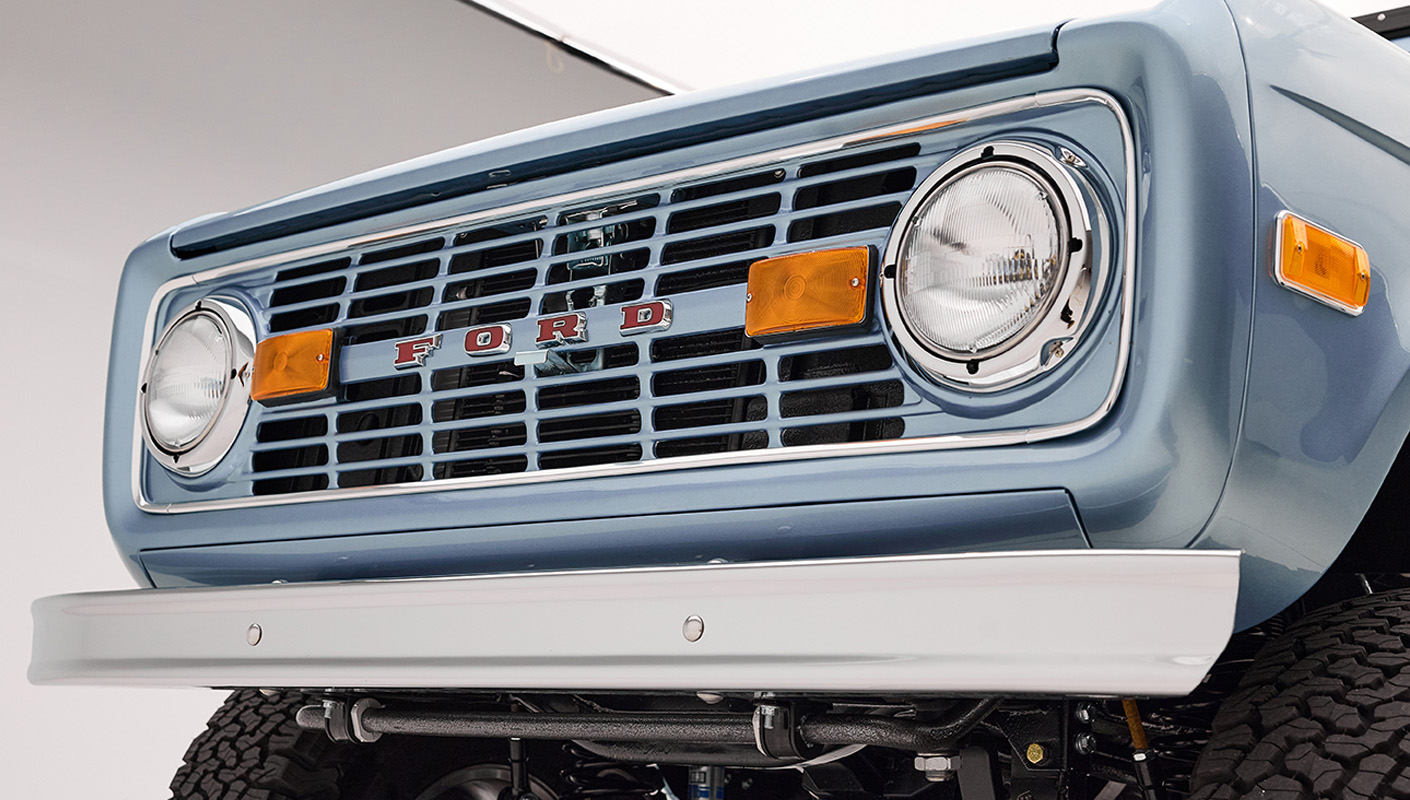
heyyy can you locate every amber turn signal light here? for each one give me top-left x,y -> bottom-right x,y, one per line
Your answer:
745,247 -> 870,338
251,329 -> 335,404
1275,212 -> 1370,316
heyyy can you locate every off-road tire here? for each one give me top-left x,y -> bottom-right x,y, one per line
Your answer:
1189,590 -> 1410,799
170,690 -> 356,799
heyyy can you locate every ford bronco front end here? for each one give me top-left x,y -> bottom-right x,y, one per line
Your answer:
31,1 -> 1410,798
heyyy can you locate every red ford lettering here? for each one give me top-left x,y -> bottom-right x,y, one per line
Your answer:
464,324 -> 511,356
392,334 -> 441,369
535,313 -> 588,347
619,300 -> 672,335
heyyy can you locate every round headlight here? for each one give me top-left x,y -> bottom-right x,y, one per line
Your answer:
141,298 -> 255,475
882,141 -> 1098,391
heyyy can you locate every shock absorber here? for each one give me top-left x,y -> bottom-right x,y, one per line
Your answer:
687,766 -> 726,800
560,743 -> 665,800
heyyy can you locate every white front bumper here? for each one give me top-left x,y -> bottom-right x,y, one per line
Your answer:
30,549 -> 1240,696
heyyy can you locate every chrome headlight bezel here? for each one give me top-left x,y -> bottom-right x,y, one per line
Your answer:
140,298 -> 256,476
880,141 -> 1102,392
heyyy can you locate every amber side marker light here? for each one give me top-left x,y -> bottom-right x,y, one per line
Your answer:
1275,212 -> 1370,316
251,329 -> 336,404
745,247 -> 871,339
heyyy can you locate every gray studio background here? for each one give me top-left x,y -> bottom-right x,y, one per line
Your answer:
0,1 -> 653,795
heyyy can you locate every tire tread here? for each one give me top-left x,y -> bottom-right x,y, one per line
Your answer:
169,690 -> 354,800
1191,590 -> 1410,799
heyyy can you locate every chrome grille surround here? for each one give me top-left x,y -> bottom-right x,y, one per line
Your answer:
133,89 -> 1135,513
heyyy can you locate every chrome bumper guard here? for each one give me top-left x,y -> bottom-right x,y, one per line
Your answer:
30,549 -> 1240,696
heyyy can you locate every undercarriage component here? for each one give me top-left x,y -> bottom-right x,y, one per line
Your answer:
297,697 -> 1000,755
571,741 -> 794,768
1120,699 -> 1163,800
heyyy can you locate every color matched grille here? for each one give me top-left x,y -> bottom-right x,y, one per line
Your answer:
172,137 -> 940,503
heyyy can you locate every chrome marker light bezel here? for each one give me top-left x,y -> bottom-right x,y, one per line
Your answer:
881,141 -> 1102,392
140,298 -> 256,476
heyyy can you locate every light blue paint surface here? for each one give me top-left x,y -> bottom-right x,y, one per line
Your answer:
103,0 -> 1410,631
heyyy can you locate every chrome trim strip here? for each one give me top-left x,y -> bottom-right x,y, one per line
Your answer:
134,89 -> 1136,513
31,550 -> 1237,695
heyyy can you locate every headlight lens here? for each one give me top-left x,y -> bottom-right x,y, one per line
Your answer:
145,312 -> 231,451
141,298 -> 255,475
882,141 -> 1099,391
896,164 -> 1064,356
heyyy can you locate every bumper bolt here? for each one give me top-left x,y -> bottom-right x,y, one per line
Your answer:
913,754 -> 956,782
246,623 -> 262,646
1074,733 -> 1098,755
1025,742 -> 1048,765
683,615 -> 705,642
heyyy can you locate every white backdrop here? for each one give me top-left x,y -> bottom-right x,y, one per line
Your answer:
0,1 -> 651,795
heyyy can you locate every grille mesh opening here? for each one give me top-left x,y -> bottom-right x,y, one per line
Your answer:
541,278 -> 644,314
270,304 -> 338,333
798,143 -> 921,178
661,226 -> 775,265
449,240 -> 543,274
253,474 -> 329,495
348,287 -> 433,319
538,443 -> 642,470
454,217 -> 547,247
788,203 -> 902,242
651,328 -> 760,362
654,396 -> 767,431
654,260 -> 752,297
433,455 -> 528,480
355,259 -> 439,292
431,391 -> 527,423
794,168 -> 915,210
652,361 -> 765,397
671,170 -> 786,203
546,249 -> 649,285
782,418 -> 904,446
655,430 -> 769,458
538,377 -> 640,410
275,257 -> 350,283
257,416 -> 328,443
342,315 -> 427,346
554,217 -> 656,255
270,277 -> 345,308
779,345 -> 893,381
437,298 -> 532,331
337,434 -> 423,464
339,465 -> 424,488
359,238 -> 444,265
667,194 -> 781,234
780,380 -> 905,418
337,403 -> 422,434
252,445 -> 328,472
538,410 -> 641,443
433,423 -> 528,454
431,360 -> 524,392
444,269 -> 537,303
342,374 -> 421,403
